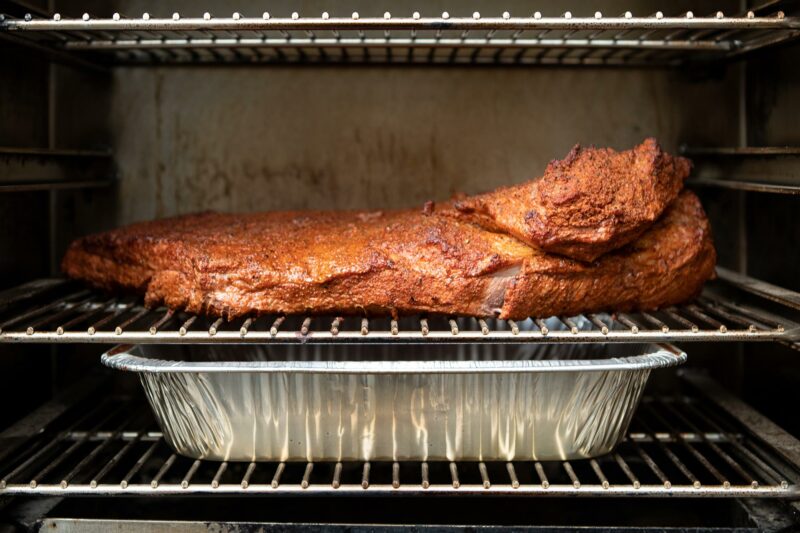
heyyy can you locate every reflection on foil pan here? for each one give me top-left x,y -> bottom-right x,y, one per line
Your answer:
102,322 -> 685,462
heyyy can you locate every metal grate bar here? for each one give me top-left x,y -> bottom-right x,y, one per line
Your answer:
90,433 -> 142,488
590,459 -> 610,489
208,317 -> 224,336
563,462 -> 581,488
615,313 -> 641,333
630,438 -> 672,489
684,304 -> 727,332
640,312 -> 670,333
114,307 -> 149,335
478,462 -> 491,489
361,462 -> 371,489
60,419 -> 132,488
0,290 -> 89,333
638,417 -> 702,489
534,318 -> 550,335
449,462 -> 460,489
534,462 -> 549,489
614,453 -> 641,489
713,300 -> 787,331
150,453 -> 177,488
301,463 -> 314,489
507,319 -> 519,335
587,313 -> 610,334
88,301 -> 134,335
658,400 -> 759,488
421,462 -> 430,489
643,404 -> 729,487
664,308 -> 700,332
0,283 -> 797,344
147,309 -> 174,335
210,462 -> 227,489
271,462 -> 285,488
240,462 -> 256,489
332,462 -> 342,489
57,410 -> 138,488
55,298 -> 116,334
25,295 -> 95,333
392,462 -> 400,489
178,316 -> 197,336
697,298 -> 759,330
181,459 -> 202,489
239,317 -> 255,336
120,440 -> 160,489
506,462 -> 519,489
2,10 -> 799,68
678,398 -> 792,488
7,13 -> 798,31
559,316 -> 579,334
689,177 -> 800,195
0,401 -> 110,489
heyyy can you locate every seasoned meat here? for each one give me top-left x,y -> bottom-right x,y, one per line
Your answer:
452,138 -> 691,262
61,190 -> 715,320
498,191 -> 715,319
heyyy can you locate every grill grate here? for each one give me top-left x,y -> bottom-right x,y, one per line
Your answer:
1,391 -> 798,497
1,7 -> 799,67
1,276 -> 797,344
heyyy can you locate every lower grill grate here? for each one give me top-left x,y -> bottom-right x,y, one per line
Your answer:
2,390 -> 798,497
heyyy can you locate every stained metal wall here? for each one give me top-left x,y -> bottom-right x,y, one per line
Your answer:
90,0 -> 740,226
108,65 -> 739,224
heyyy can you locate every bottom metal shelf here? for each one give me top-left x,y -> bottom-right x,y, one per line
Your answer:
1,373 -> 798,497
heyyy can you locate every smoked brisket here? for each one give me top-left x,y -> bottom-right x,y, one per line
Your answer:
62,156 -> 715,319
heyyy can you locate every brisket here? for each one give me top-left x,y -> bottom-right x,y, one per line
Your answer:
452,138 -> 691,261
61,186 -> 715,320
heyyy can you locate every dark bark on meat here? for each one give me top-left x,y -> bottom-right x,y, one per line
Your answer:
452,138 -> 691,262
61,141 -> 713,320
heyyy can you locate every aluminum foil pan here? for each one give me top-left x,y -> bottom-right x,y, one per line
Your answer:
102,328 -> 685,462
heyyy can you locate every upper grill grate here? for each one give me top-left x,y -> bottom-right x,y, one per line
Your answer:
1,7 -> 799,67
1,269 -> 798,345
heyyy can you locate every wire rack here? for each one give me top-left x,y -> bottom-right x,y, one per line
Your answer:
2,6 -> 799,67
684,145 -> 800,195
0,283 -> 797,346
1,378 -> 798,497
0,146 -> 113,192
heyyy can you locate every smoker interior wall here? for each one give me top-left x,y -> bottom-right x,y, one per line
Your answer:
0,32 -> 112,427
89,0 -> 737,225
108,66 -> 739,224
744,45 -> 800,292
739,44 -> 800,437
